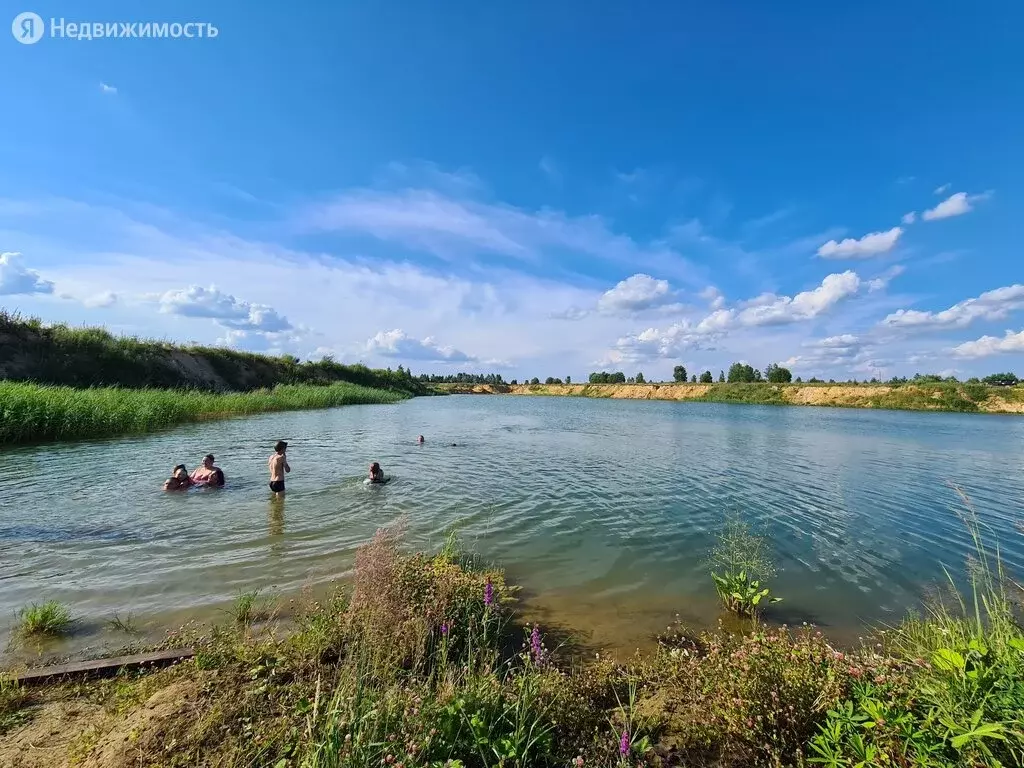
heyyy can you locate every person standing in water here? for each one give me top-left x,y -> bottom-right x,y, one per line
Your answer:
368,461 -> 386,483
268,440 -> 290,495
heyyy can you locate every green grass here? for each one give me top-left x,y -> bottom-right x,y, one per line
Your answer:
700,382 -> 789,405
0,380 -> 407,444
17,600 -> 73,637
228,589 -> 271,626
106,612 -> 139,634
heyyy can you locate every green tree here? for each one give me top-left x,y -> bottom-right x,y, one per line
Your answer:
672,365 -> 687,382
982,372 -> 1019,386
718,370 -> 725,383
529,377 -> 540,385
700,370 -> 713,383
691,374 -> 697,383
565,375 -> 571,384
727,363 -> 758,383
544,377 -> 556,385
635,372 -> 646,384
764,363 -> 793,383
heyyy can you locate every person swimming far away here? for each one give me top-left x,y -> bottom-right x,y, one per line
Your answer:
163,464 -> 192,491
268,440 -> 290,496
190,454 -> 225,487
368,461 -> 386,484
418,435 -> 425,444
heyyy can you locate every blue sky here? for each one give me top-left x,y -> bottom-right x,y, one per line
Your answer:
1,1 -> 1021,380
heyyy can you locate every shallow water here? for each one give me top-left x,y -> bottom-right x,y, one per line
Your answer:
2,395 -> 1023,658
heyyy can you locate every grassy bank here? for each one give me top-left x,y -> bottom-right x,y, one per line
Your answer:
0,311 -> 426,395
0,381 -> 407,444
2,507 -> 1021,768
434,381 -> 1024,415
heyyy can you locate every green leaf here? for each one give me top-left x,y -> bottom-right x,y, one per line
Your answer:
931,648 -> 966,672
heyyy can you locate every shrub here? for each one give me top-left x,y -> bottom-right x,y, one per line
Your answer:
17,599 -> 73,636
710,517 -> 782,617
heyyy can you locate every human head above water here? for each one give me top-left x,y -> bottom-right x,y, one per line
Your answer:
203,454 -> 215,467
417,435 -> 424,443
275,440 -> 288,453
173,464 -> 187,477
370,462 -> 381,472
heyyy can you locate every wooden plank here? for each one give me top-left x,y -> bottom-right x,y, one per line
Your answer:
8,647 -> 195,685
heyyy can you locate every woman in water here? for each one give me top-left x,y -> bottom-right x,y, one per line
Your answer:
163,464 -> 192,491
368,462 -> 386,484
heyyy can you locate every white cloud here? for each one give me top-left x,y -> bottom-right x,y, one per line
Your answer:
700,285 -> 726,309
606,271 -> 864,362
922,191 -> 990,221
158,285 -> 293,332
297,188 -> 697,283
951,330 -> 1024,359
596,273 -> 675,314
0,251 -> 55,296
934,183 -> 951,195
901,212 -> 917,225
817,227 -> 902,259
883,284 -> 1024,330
100,82 -> 117,94
83,290 -> 118,308
365,329 -> 477,363
867,264 -> 906,292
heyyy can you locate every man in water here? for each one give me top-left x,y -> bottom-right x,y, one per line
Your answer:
417,435 -> 425,444
190,454 -> 222,486
268,440 -> 290,495
163,464 -> 192,491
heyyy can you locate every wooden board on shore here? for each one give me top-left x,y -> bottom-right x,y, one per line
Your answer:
9,647 -> 195,685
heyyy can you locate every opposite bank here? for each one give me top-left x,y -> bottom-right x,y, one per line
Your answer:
432,381 -> 1024,414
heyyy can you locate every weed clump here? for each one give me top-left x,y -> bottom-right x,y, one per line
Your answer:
17,599 -> 73,637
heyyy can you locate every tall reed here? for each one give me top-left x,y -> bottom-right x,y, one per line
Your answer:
0,381 -> 406,444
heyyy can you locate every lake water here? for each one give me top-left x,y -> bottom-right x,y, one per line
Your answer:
2,395 -> 1023,658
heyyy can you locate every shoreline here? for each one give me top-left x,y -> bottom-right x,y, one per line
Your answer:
432,381 -> 1024,414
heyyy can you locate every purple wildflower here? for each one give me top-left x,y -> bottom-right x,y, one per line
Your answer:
619,729 -> 630,756
440,622 -> 450,636
530,624 -> 543,664
484,579 -> 494,608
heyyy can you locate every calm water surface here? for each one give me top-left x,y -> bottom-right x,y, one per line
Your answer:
2,395 -> 1023,656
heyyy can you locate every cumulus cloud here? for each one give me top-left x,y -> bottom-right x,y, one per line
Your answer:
922,191 -> 990,221
596,273 -> 675,314
901,212 -> 916,225
883,284 -> 1024,330
158,285 -> 293,332
606,271 -> 864,362
100,82 -> 117,95
817,228 -> 902,259
700,286 -> 726,309
951,329 -> 1024,359
365,329 -> 477,363
83,291 -> 118,308
0,251 -> 55,296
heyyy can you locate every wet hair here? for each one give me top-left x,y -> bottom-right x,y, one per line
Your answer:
173,464 -> 187,474
370,462 -> 381,472
212,468 -> 225,486
204,454 -> 215,463
274,440 -> 287,453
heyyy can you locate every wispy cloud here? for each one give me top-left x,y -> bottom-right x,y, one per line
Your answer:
817,227 -> 902,259
922,191 -> 991,221
100,82 -> 118,95
901,212 -> 916,225
883,284 -> 1024,330
539,156 -> 561,184
933,183 -> 951,195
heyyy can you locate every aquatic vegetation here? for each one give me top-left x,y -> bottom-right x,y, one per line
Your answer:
710,516 -> 782,617
106,611 -> 140,634
0,380 -> 407,444
16,599 -> 73,637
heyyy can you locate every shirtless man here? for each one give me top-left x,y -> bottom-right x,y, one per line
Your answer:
268,440 -> 290,495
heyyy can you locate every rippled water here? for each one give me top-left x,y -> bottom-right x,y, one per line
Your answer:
2,395 -> 1023,656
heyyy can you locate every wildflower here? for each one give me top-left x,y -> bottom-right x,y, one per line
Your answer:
574,757 -> 584,767
619,729 -> 630,756
531,624 -> 544,663
484,579 -> 494,608
441,622 -> 450,636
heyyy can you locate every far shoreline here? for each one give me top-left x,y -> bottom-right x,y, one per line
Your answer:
430,380 -> 1024,415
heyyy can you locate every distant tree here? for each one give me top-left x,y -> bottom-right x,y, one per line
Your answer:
565,375 -> 571,384
673,365 -> 687,382
966,377 -> 980,384
794,376 -> 803,383
635,372 -> 646,384
764,363 -> 793,384
627,376 -> 636,384
588,371 -> 627,384
545,377 -> 556,385
510,379 -> 518,385
530,377 -> 540,385
727,362 -> 758,383
808,377 -> 822,383
700,370 -> 713,383
689,374 -> 696,383
982,372 -> 1019,386
828,379 -> 836,384
718,370 -> 725,383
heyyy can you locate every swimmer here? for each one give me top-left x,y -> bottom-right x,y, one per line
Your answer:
163,464 -> 192,491
190,454 -> 222,486
368,461 -> 386,484
417,435 -> 425,444
268,440 -> 290,495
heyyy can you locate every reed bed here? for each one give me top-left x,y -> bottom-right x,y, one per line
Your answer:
0,381 -> 406,444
